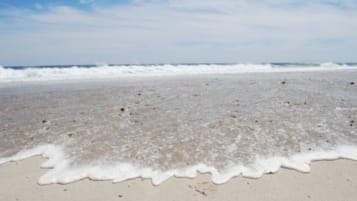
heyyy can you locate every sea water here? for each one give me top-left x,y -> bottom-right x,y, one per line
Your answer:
0,64 -> 356,185
0,62 -> 356,83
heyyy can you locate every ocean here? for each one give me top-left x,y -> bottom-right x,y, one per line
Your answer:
0,63 -> 356,185
1,63 -> 357,83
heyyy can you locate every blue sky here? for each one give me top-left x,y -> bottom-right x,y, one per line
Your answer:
0,0 -> 357,65
0,0 -> 130,10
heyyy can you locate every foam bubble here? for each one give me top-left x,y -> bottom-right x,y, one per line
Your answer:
1,144 -> 356,185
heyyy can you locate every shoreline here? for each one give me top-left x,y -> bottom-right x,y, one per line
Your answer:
1,144 -> 357,185
1,156 -> 357,201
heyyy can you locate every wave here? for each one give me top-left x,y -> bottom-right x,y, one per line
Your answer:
1,66 -> 356,185
1,63 -> 356,83
1,144 -> 356,185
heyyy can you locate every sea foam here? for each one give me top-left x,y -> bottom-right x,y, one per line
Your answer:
0,63 -> 356,83
1,144 -> 357,185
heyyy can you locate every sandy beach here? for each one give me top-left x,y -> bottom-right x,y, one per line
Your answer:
1,157 -> 357,201
1,71 -> 356,200
2,0 -> 357,199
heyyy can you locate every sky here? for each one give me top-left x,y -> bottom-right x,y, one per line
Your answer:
0,0 -> 357,66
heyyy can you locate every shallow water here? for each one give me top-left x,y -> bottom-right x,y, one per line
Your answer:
0,71 -> 357,184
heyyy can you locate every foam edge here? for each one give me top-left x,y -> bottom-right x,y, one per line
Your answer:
1,144 -> 357,185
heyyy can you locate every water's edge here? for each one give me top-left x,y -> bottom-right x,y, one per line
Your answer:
1,144 -> 357,185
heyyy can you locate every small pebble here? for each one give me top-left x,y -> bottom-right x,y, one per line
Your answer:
120,108 -> 125,112
42,120 -> 47,123
350,82 -> 355,85
281,80 -> 286,85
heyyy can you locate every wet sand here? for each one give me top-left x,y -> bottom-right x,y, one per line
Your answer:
0,157 -> 357,201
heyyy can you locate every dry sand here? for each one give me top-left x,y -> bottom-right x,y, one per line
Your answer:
0,157 -> 356,201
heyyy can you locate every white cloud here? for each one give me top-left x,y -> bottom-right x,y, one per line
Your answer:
0,1 -> 357,65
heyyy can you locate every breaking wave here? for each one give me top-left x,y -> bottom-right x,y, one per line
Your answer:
0,63 -> 356,83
